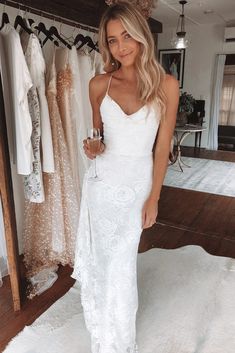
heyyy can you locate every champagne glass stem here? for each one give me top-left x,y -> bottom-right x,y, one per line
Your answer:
94,158 -> 98,178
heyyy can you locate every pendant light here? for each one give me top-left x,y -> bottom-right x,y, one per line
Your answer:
171,0 -> 189,49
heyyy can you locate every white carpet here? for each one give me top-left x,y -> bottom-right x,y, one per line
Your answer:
3,246 -> 235,353
164,157 -> 235,197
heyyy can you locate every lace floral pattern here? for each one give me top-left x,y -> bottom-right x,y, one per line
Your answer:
23,88 -> 45,203
22,33 -> 53,202
72,154 -> 155,353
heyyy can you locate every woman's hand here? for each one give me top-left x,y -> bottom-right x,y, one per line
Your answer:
142,197 -> 158,229
83,139 -> 105,160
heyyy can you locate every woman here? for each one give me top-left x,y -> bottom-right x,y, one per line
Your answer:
71,2 -> 179,352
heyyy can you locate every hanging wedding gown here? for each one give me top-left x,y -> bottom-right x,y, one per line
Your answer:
72,75 -> 160,353
20,32 -> 55,175
0,23 -> 33,175
75,49 -> 104,188
68,46 -> 88,191
23,53 -> 79,298
55,48 -> 80,199
23,34 -> 45,203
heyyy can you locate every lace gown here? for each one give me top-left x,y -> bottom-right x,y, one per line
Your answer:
71,75 -> 160,353
23,53 -> 79,297
55,48 -> 80,199
23,34 -> 45,203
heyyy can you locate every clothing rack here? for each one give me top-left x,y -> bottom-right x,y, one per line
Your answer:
0,0 -> 98,33
0,74 -> 21,312
0,0 -> 100,312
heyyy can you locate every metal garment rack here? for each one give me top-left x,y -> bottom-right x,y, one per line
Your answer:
0,0 -> 99,33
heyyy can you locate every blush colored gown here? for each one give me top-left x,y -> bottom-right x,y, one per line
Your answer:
23,53 -> 79,297
72,75 -> 160,353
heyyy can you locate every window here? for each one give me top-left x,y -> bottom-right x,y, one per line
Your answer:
220,61 -> 235,126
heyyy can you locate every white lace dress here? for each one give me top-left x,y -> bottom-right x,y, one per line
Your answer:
23,34 -> 45,203
71,76 -> 160,353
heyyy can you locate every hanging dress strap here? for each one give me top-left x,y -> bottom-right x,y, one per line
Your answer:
106,74 -> 113,95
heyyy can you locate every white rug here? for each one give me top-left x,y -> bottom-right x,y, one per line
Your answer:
164,157 -> 235,197
3,246 -> 235,353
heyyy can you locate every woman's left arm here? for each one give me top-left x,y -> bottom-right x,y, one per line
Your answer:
142,74 -> 179,229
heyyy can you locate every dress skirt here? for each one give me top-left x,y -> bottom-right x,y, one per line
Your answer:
71,151 -> 153,353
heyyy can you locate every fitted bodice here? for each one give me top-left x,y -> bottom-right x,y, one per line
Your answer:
100,93 -> 160,157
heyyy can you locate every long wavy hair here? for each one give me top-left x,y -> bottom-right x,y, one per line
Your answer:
98,1 -> 167,118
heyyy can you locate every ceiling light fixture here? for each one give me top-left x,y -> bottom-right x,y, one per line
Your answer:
171,0 -> 189,49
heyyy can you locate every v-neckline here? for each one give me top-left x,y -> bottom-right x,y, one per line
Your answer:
105,94 -> 146,117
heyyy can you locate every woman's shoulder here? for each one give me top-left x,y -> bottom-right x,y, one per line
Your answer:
89,73 -> 112,98
165,74 -> 179,85
162,74 -> 179,96
164,74 -> 179,86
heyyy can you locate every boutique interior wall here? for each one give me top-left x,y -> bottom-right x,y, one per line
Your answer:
1,4 -> 96,254
158,22 -> 235,148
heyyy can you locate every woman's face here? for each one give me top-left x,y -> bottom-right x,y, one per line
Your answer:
106,19 -> 140,68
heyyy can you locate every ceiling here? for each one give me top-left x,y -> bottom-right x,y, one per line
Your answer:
152,0 -> 235,28
3,0 -> 162,32
3,0 -> 235,33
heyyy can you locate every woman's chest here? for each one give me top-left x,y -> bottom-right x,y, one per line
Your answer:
108,87 -> 143,116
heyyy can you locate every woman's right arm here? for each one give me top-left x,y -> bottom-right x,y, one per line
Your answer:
89,75 -> 104,133
83,75 -> 106,160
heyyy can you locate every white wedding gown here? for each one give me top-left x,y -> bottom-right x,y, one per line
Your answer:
71,75 -> 160,353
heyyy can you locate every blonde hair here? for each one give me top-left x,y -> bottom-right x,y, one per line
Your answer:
98,1 -> 166,118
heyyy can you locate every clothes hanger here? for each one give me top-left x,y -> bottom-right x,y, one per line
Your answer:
27,18 -> 59,47
77,35 -> 99,53
0,12 -> 10,30
14,4 -> 33,35
89,31 -> 99,53
23,9 -> 39,36
74,33 -> 99,53
73,33 -> 86,47
0,1 -> 10,31
59,22 -> 76,46
43,24 -> 72,49
88,38 -> 99,53
27,11 -> 53,43
14,14 -> 34,34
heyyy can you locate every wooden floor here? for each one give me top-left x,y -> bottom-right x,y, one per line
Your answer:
1,147 -> 235,352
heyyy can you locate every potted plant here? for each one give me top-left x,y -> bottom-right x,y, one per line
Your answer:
177,91 -> 195,126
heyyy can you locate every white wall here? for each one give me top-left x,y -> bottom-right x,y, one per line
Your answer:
158,23 -> 235,148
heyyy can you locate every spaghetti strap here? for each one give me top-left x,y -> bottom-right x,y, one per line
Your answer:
106,74 -> 113,95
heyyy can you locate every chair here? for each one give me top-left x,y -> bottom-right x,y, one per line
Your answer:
218,125 -> 235,150
187,100 -> 205,148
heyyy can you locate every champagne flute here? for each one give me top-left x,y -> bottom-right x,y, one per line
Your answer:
87,128 -> 102,180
